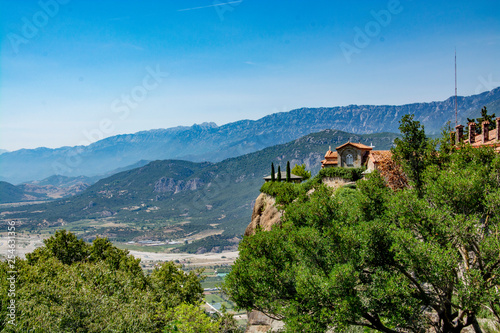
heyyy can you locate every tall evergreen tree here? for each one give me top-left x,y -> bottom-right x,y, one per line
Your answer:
286,161 -> 291,182
476,106 -> 497,131
277,166 -> 281,182
271,163 -> 275,182
392,114 -> 431,197
465,106 -> 496,136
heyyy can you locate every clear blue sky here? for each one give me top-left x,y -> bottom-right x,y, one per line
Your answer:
1,0 -> 499,151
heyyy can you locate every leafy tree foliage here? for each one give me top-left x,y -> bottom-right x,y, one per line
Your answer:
26,229 -> 89,265
277,165 -> 282,182
291,163 -> 311,181
271,163 -> 276,182
260,181 -> 306,206
392,114 -> 434,196
225,119 -> 500,332
0,231 -> 228,332
163,303 -> 240,333
164,303 -> 220,333
318,167 -> 365,181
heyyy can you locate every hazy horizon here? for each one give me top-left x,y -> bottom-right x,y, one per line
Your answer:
0,85 -> 499,153
1,0 -> 499,151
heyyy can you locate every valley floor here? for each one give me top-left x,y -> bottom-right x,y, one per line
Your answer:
0,232 -> 238,267
128,249 -> 239,267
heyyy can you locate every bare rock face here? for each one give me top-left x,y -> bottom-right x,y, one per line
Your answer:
244,193 -> 282,236
245,310 -> 284,333
153,177 -> 204,194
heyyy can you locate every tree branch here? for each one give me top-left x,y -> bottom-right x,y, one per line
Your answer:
361,313 -> 399,333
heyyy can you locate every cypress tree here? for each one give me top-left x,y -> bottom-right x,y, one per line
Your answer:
271,163 -> 276,182
277,166 -> 282,182
286,161 -> 291,182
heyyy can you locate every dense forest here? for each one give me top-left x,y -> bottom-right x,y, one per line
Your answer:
225,115 -> 500,332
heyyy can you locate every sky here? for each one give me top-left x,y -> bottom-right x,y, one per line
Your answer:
0,0 -> 499,151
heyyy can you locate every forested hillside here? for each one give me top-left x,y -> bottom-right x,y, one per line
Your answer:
0,130 -> 398,246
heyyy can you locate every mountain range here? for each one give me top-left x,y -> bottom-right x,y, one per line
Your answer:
0,160 -> 151,204
1,129 -> 398,245
1,87 -> 499,184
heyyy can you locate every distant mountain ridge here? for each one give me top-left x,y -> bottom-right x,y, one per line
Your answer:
1,129 -> 399,241
1,87 -> 499,184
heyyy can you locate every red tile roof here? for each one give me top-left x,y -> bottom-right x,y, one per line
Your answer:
321,159 -> 338,165
324,150 -> 338,158
336,142 -> 373,151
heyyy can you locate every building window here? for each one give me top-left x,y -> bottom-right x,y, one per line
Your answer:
346,154 -> 353,166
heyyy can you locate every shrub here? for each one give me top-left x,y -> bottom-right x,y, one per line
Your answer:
317,167 -> 365,181
260,181 -> 306,206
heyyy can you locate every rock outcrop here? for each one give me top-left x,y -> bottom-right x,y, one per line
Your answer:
244,193 -> 282,236
244,193 -> 285,332
153,177 -> 204,194
245,310 -> 285,333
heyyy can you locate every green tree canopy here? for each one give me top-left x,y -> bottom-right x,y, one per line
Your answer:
224,119 -> 500,332
0,231 -> 219,332
391,114 -> 434,196
291,163 -> 311,181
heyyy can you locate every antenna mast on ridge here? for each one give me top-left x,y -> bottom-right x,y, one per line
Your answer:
455,48 -> 458,127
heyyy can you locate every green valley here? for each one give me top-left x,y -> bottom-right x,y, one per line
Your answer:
0,129 -> 398,252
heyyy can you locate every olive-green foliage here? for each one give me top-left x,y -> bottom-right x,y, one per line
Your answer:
291,163 -> 311,181
226,137 -> 500,332
392,114 -> 435,195
0,230 -> 207,332
356,170 -> 390,221
260,168 -> 359,207
26,229 -> 89,265
163,303 -> 241,333
164,303 -> 220,333
317,167 -> 365,181
260,181 -> 306,206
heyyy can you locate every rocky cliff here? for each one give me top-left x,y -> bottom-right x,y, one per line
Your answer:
244,193 -> 282,236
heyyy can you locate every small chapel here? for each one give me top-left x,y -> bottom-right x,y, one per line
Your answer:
321,142 -> 392,173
